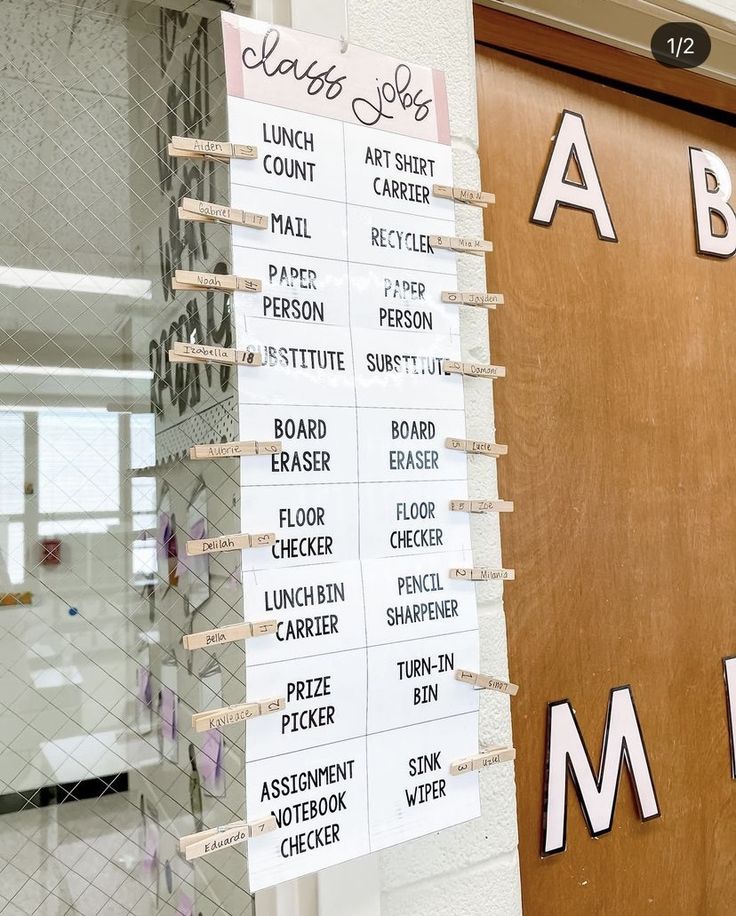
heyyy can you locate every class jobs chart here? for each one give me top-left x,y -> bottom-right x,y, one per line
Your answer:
222,13 -> 481,890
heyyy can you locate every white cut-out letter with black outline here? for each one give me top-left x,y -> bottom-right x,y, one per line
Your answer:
723,656 -> 736,779
542,685 -> 660,856
689,147 -> 736,259
531,109 -> 617,242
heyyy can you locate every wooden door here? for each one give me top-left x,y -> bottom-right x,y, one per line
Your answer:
476,34 -> 736,916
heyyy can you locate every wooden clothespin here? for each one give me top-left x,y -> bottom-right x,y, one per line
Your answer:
450,567 -> 515,581
182,619 -> 278,651
441,291 -> 504,309
445,437 -> 508,458
443,360 -> 506,380
172,270 -> 261,293
178,197 -> 268,229
168,341 -> 263,367
450,747 -> 516,776
429,235 -> 493,256
455,668 -> 518,695
449,499 -> 514,514
168,136 -> 258,162
189,440 -> 282,460
185,532 -> 276,557
432,184 -> 495,207
191,697 -> 285,733
179,816 -> 277,861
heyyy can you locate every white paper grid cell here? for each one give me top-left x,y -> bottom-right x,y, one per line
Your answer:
347,203 -> 457,272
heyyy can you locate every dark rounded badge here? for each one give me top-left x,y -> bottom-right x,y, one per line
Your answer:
651,22 -> 711,69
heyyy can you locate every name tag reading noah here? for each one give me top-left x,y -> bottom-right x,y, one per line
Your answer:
172,269 -> 262,293
449,747 -> 516,776
441,291 -> 504,309
179,816 -> 277,862
169,341 -> 263,367
179,197 -> 268,229
168,135 -> 258,162
442,360 -> 506,380
429,235 -> 493,255
455,668 -> 519,695
189,440 -> 282,460
450,567 -> 515,581
182,619 -> 278,651
445,437 -> 508,458
432,184 -> 495,208
191,697 -> 285,733
449,499 -> 514,513
185,532 -> 276,556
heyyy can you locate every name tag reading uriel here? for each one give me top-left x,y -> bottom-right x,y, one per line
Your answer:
191,697 -> 285,733
189,440 -> 282,460
429,234 -> 493,255
168,135 -> 258,162
441,291 -> 504,309
443,360 -> 506,380
172,269 -> 262,293
445,437 -> 508,458
170,341 -> 262,367
185,532 -> 276,556
449,499 -> 514,513
449,747 -> 516,776
182,619 -> 278,651
455,668 -> 519,696
432,184 -> 496,208
178,197 -> 268,229
450,567 -> 515,581
179,816 -> 277,862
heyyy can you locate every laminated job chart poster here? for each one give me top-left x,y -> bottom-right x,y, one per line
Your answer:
222,12 -> 482,889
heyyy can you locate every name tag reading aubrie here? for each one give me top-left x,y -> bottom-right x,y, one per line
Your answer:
189,440 -> 282,460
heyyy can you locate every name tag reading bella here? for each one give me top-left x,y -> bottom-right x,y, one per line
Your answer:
169,341 -> 262,367
189,440 -> 282,460
185,532 -> 276,556
450,747 -> 516,776
450,567 -> 515,581
445,437 -> 508,458
442,360 -> 506,379
432,184 -> 495,208
191,697 -> 285,733
179,816 -> 277,861
441,291 -> 504,309
182,619 -> 278,651
449,499 -> 514,513
168,135 -> 258,162
455,668 -> 519,695
179,197 -> 268,229
172,270 -> 262,293
429,235 -> 493,255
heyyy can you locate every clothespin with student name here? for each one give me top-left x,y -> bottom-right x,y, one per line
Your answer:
455,668 -> 519,695
449,499 -> 514,513
443,360 -> 506,380
189,440 -> 282,460
432,184 -> 495,208
441,291 -> 504,309
168,341 -> 263,367
449,747 -> 516,776
185,532 -> 276,557
178,197 -> 268,229
172,270 -> 262,293
445,437 -> 508,458
450,567 -> 515,581
191,697 -> 285,733
182,619 -> 278,651
168,136 -> 258,162
430,235 -> 493,255
179,816 -> 277,861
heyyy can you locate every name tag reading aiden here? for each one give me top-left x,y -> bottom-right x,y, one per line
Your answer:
169,341 -> 263,367
450,567 -> 515,581
189,440 -> 282,460
179,816 -> 277,861
449,499 -> 514,514
186,532 -> 276,556
432,184 -> 495,208
182,619 -> 278,651
449,747 -> 516,776
445,437 -> 508,458
172,269 -> 262,293
442,360 -> 506,380
455,668 -> 519,695
191,697 -> 285,733
441,291 -> 504,309
429,235 -> 493,255
168,135 -> 258,162
179,197 -> 268,229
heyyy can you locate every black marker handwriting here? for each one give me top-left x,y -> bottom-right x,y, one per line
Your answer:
352,64 -> 432,127
242,28 -> 346,99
